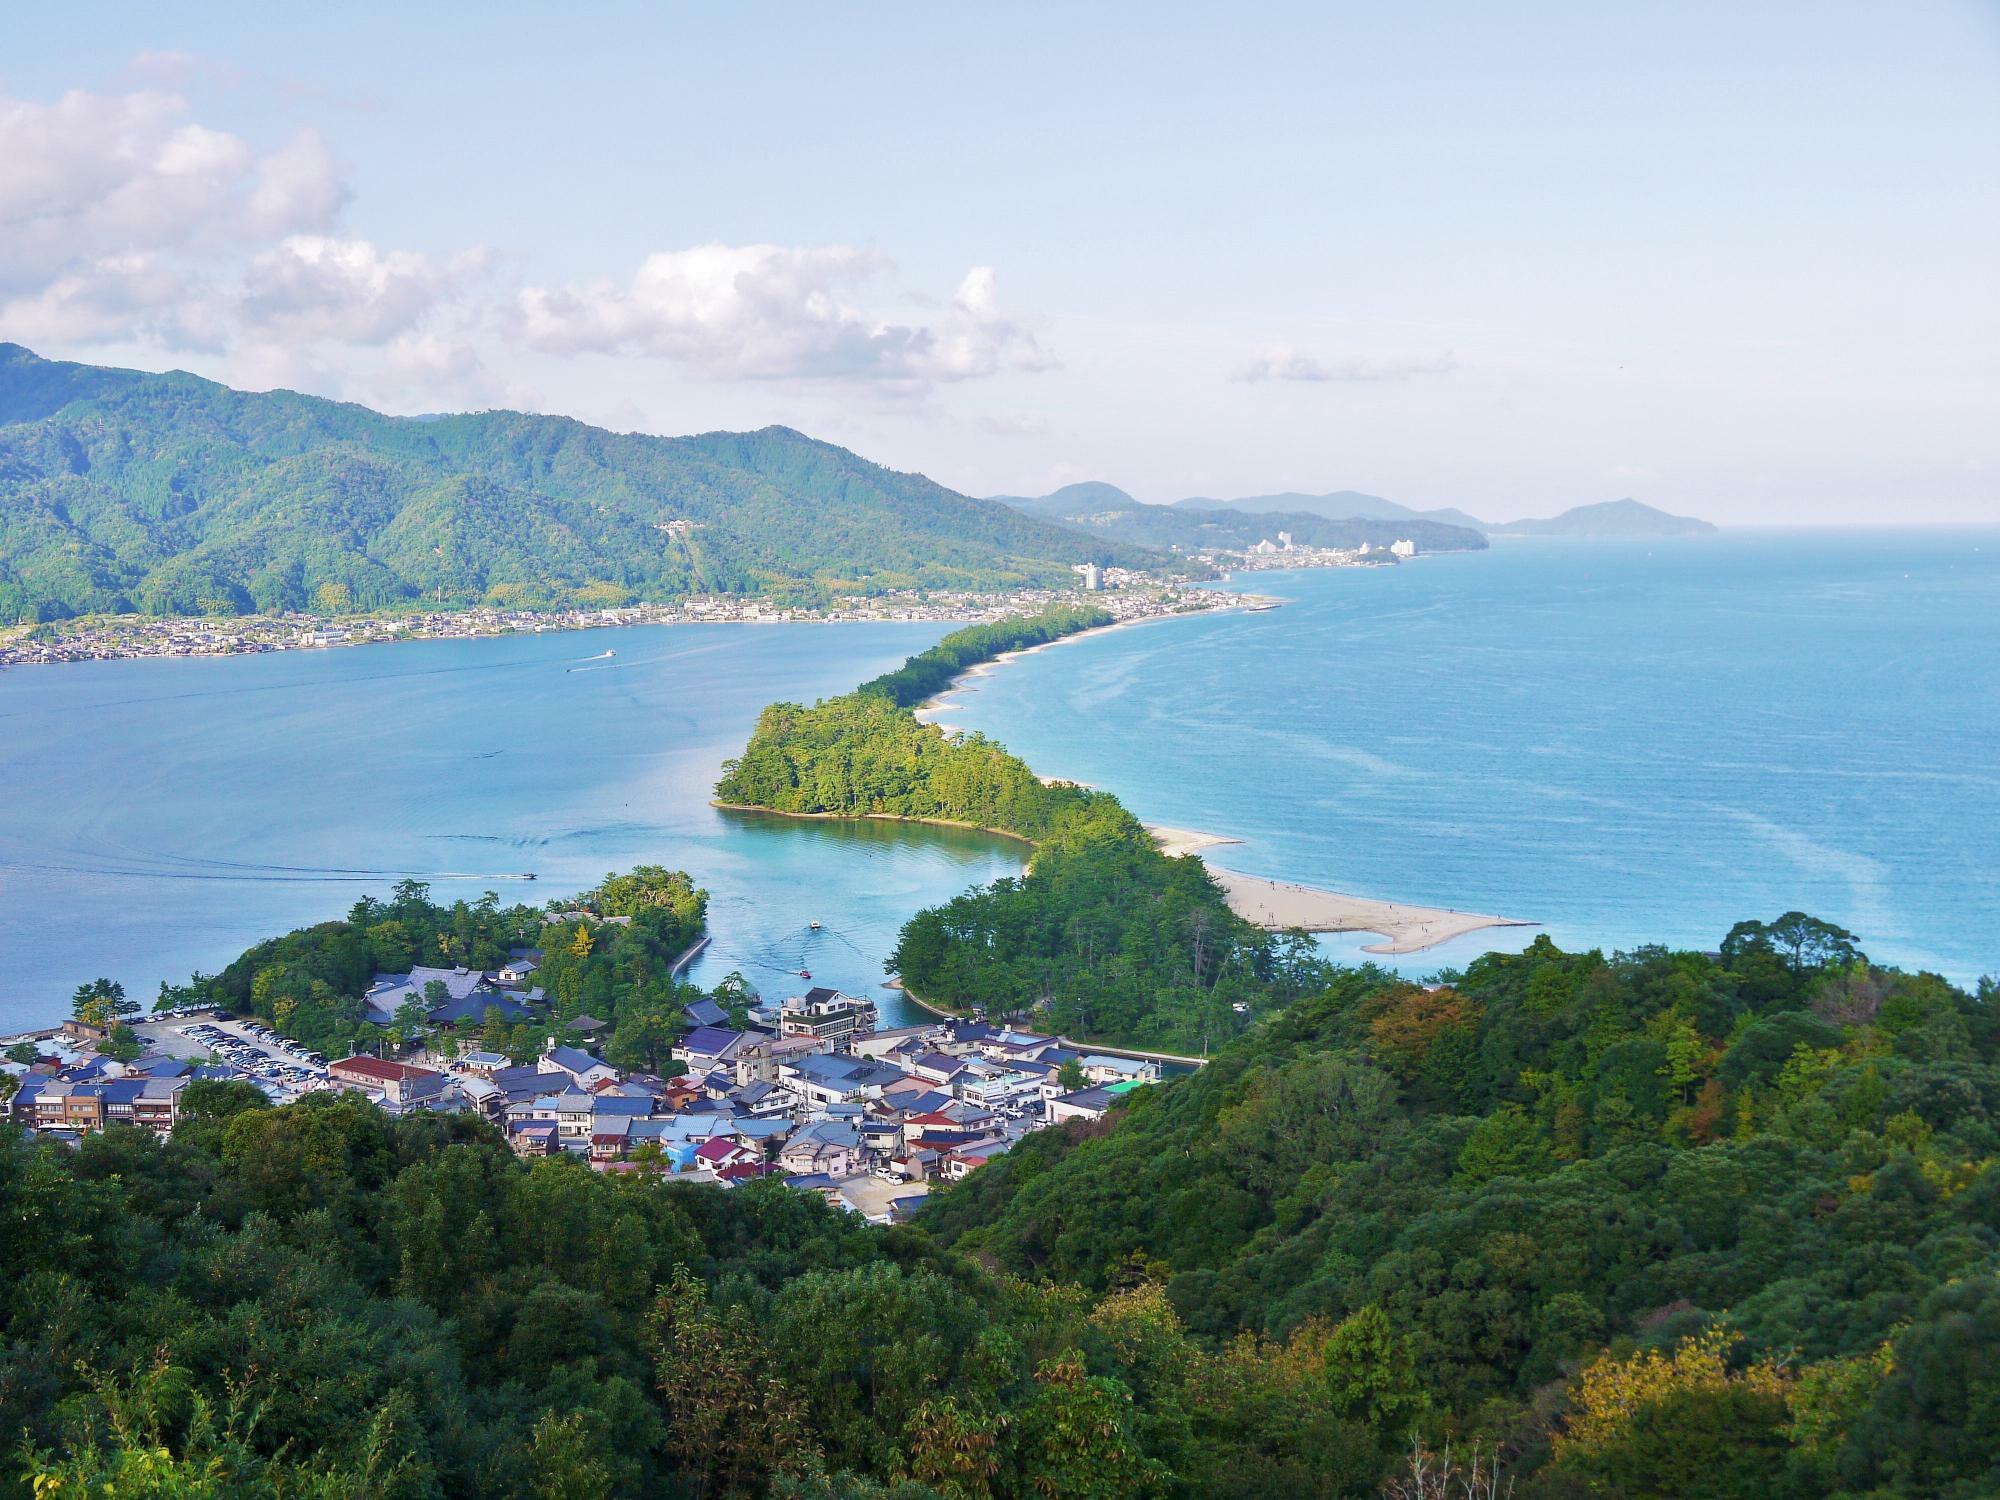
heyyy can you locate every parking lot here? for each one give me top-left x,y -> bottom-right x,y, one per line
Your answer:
138,1013 -> 331,1097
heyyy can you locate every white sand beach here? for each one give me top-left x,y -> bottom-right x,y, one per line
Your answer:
1147,824 -> 1533,955
913,598 -> 1281,727
1149,825 -> 1244,858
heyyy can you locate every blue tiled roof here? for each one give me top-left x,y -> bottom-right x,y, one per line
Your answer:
427,992 -> 531,1025
678,1026 -> 744,1057
682,998 -> 729,1028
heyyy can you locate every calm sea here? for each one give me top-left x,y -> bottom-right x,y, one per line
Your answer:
0,624 -> 1024,1034
4,532 -> 1993,1036
940,531 -> 1999,987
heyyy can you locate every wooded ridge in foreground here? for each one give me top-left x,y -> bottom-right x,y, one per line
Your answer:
926,916 -> 2000,1498
0,344 -> 1153,624
4,917 -> 1995,1497
717,610 -> 1333,1051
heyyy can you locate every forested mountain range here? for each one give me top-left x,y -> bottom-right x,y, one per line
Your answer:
1005,481 -> 1718,542
0,345 -> 1153,624
992,482 -> 1488,554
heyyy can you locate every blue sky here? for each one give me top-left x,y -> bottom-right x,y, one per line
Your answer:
3,1 -> 1996,522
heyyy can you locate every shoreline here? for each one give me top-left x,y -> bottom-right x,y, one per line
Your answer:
914,598 -> 1281,724
1148,825 -> 1532,953
0,583 -> 1246,671
906,597 -> 1536,957
712,802 -> 1039,849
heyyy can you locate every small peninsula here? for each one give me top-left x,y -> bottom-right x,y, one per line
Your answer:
715,606 -> 1533,1049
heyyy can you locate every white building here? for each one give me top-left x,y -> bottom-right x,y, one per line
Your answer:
780,987 -> 878,1045
1391,538 -> 1418,558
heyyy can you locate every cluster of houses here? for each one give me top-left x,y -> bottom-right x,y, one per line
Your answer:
3,977 -> 1160,1225
5,1044 -> 209,1139
359,950 -> 558,1031
317,985 -> 1158,1220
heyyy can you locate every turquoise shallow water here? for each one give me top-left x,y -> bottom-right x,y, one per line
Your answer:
0,624 -> 1025,1033
938,531 -> 2000,986
4,531 -> 1993,1034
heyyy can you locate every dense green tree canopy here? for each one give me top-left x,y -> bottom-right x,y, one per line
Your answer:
129,872 -> 707,1061
922,929 -> 2000,1495
6,918 -> 1994,1496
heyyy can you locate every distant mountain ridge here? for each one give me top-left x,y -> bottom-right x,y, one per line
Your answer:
999,480 -> 1716,543
991,481 -> 1488,554
1174,488 -> 1491,531
0,345 -> 1154,623
994,481 -> 1146,522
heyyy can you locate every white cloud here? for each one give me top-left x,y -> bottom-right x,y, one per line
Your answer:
0,84 -> 492,402
379,331 -> 536,411
0,83 -> 1043,411
517,246 -> 1051,390
1235,343 -> 1457,384
0,87 -> 345,294
240,236 -> 485,345
0,252 -> 216,350
243,130 -> 349,236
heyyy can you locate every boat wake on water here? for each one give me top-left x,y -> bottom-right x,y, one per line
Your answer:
0,842 -> 540,886
699,920 -> 868,983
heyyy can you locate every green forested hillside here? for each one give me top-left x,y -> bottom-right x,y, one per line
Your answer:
9,919 -> 1996,1498
924,920 -> 2000,1497
166,868 -> 709,1071
0,1088 -> 1378,1499
0,344 -> 1150,623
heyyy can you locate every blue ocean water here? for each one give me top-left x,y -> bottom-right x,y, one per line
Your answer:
0,623 -> 1024,1033
939,531 -> 2000,986
4,532 -> 1993,1036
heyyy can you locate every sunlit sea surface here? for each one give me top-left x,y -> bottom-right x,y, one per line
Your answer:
0,623 -> 1023,1033
938,530 -> 1999,987
4,529 -> 1994,1035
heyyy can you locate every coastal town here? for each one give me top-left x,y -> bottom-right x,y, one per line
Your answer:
0,534 -> 1427,668
1218,533 -> 1420,571
0,569 -> 1235,668
2,953 -> 1161,1224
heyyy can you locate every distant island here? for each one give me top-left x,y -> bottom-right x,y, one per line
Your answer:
1487,496 -> 1720,538
0,344 -> 1160,627
1002,482 -> 1718,544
